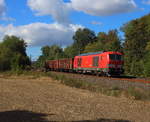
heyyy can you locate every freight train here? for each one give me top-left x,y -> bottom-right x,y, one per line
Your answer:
45,51 -> 124,76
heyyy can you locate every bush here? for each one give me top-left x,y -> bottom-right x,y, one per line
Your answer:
144,52 -> 150,77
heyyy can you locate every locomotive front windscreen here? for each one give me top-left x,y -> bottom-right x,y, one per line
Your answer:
109,54 -> 122,61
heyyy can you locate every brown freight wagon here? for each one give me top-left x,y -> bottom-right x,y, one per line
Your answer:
53,60 -> 59,70
45,60 -> 59,71
45,58 -> 74,72
58,58 -> 74,72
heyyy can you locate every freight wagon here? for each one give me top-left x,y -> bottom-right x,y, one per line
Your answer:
58,58 -> 74,72
45,60 -> 59,71
45,58 -> 74,72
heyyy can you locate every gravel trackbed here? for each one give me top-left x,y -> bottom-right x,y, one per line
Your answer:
0,76 -> 150,122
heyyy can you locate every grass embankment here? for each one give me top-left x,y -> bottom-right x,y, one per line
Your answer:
1,70 -> 150,101
48,72 -> 150,101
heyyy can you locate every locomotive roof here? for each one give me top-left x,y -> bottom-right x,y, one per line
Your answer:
78,51 -> 104,56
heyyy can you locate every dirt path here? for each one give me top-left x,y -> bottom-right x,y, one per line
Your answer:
0,76 -> 150,122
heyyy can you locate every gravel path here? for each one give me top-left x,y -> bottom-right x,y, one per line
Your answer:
0,76 -> 150,122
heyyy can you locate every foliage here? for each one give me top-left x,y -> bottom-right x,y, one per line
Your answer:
41,45 -> 65,60
144,53 -> 150,77
36,45 -> 65,68
122,14 -> 150,76
84,41 -> 104,53
0,35 -> 31,71
0,47 -> 12,70
84,30 -> 122,53
64,45 -> 77,58
73,28 -> 96,54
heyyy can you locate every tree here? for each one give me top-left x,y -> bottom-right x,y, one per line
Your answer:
97,32 -> 108,44
41,46 -> 50,57
84,41 -> 104,53
41,45 -> 64,60
64,45 -> 78,58
144,54 -> 150,77
122,15 -> 150,75
2,36 -> 27,56
73,28 -> 96,54
0,46 -> 12,70
84,30 -> 122,53
104,30 -> 122,52
0,35 -> 31,71
36,45 -> 65,68
144,42 -> 150,76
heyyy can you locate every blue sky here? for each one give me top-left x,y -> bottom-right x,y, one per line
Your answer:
0,0 -> 150,60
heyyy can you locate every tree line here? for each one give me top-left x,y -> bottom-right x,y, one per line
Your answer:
37,14 -> 150,77
0,13 -> 150,77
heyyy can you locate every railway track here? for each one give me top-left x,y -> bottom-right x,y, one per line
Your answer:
52,71 -> 150,84
49,71 -> 150,91
111,77 -> 150,84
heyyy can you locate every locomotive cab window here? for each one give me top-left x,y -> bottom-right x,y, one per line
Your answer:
93,56 -> 99,67
109,54 -> 122,60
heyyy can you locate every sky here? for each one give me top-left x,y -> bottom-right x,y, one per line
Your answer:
0,0 -> 150,60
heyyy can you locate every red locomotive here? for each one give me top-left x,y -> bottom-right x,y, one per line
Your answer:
45,51 -> 124,76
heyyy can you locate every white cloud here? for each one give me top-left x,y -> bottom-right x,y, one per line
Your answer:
91,21 -> 102,26
1,0 -> 137,48
1,16 -> 15,21
0,23 -> 83,46
0,0 -> 6,16
142,0 -> 150,4
71,0 -> 137,16
28,0 -> 137,23
27,0 -> 72,24
0,0 -> 15,21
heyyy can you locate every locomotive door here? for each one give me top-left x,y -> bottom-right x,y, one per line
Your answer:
93,56 -> 99,67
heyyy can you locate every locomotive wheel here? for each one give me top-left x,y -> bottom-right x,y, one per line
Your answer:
96,72 -> 100,76
100,72 -> 105,76
106,73 -> 111,77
